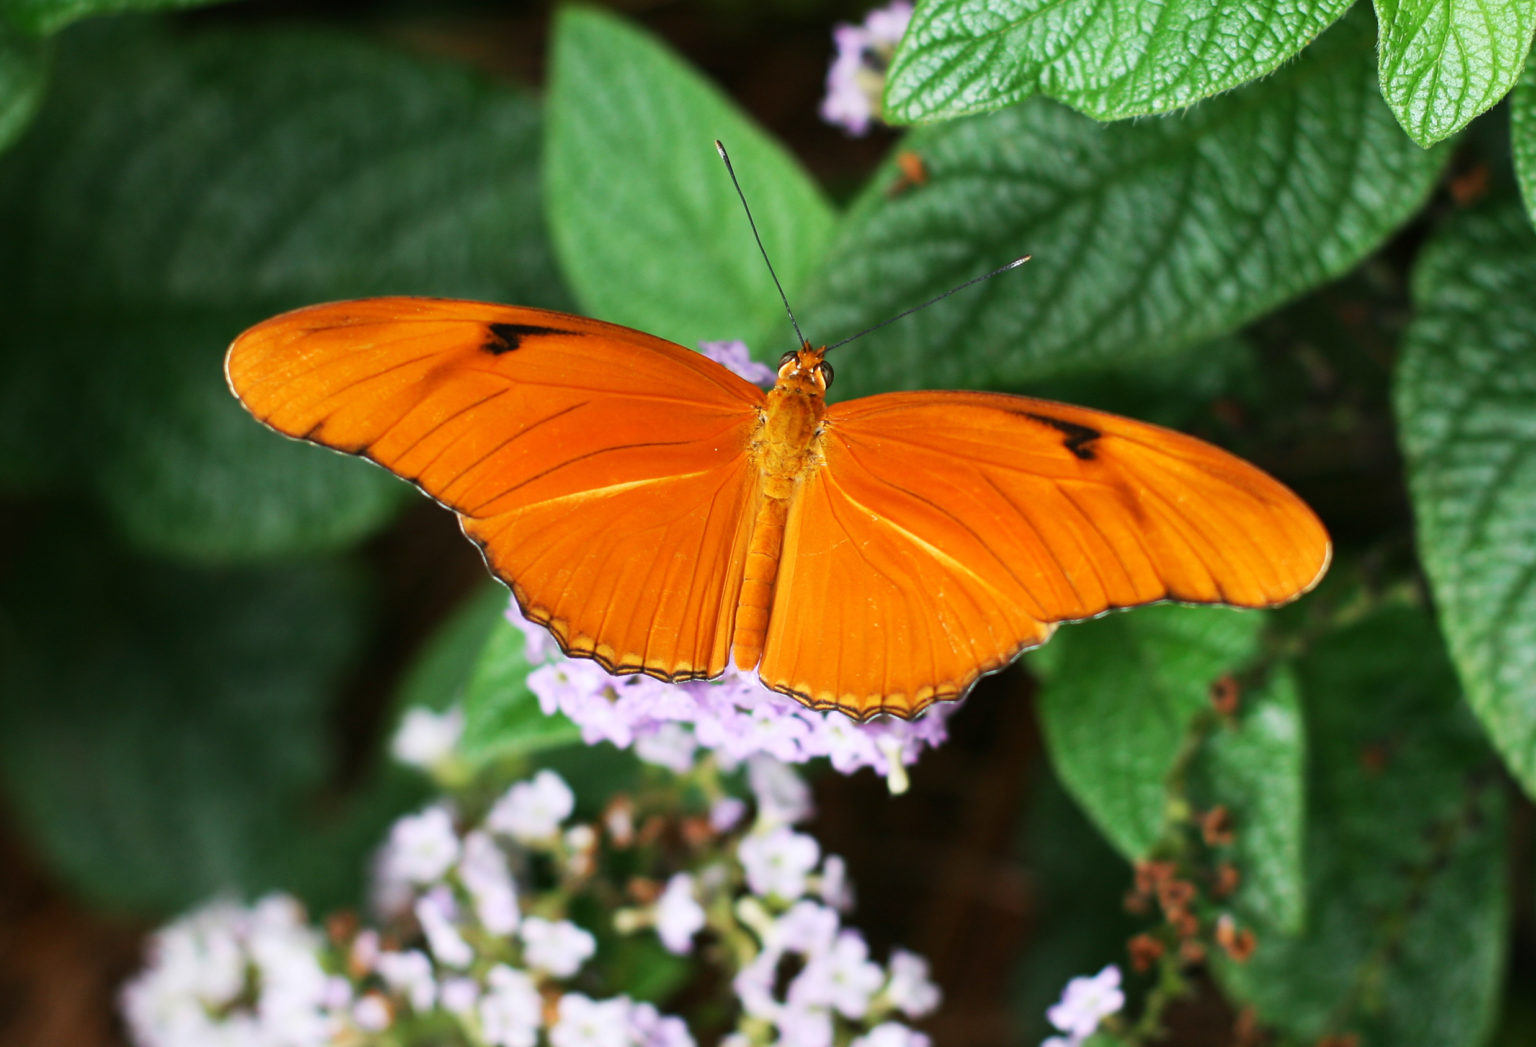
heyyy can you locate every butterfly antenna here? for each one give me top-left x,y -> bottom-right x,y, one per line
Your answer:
715,139 -> 809,349
824,254 -> 1031,352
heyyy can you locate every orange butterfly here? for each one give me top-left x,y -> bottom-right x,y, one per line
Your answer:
226,298 -> 1329,720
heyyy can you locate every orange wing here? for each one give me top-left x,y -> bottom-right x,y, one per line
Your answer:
227,297 -> 766,680
756,391 -> 1330,720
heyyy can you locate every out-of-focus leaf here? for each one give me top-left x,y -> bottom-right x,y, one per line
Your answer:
394,582 -> 509,716
0,23 -> 564,559
802,10 -> 1446,399
1219,606 -> 1507,1047
1512,48 -> 1536,229
1,0 -> 232,34
1373,0 -> 1536,146
1395,200 -> 1536,799
460,619 -> 582,762
1034,605 -> 1263,857
0,529 -> 377,913
886,0 -> 1353,124
0,22 -> 46,151
545,5 -> 835,355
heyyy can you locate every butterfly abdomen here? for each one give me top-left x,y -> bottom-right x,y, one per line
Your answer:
731,368 -> 827,671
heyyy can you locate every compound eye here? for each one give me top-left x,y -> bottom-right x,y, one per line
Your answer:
818,361 -> 834,389
778,350 -> 798,368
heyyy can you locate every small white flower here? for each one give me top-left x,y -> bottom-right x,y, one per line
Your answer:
520,916 -> 596,977
440,976 -> 480,1015
768,900 -> 839,956
459,830 -> 520,934
748,756 -> 815,827
817,855 -> 854,912
733,952 -> 782,1020
376,949 -> 437,1012
738,826 -> 821,900
1046,964 -> 1124,1040
391,705 -> 464,768
415,889 -> 473,969
352,992 -> 392,1031
549,993 -> 633,1047
655,873 -> 707,955
710,796 -> 747,832
774,1002 -> 835,1047
851,1022 -> 932,1047
885,948 -> 941,1018
386,806 -> 461,885
635,721 -> 700,772
488,770 -> 576,842
791,930 -> 885,1019
629,999 -> 697,1047
479,964 -> 542,1047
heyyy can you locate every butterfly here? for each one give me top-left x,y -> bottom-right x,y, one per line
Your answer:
226,298 -> 1330,721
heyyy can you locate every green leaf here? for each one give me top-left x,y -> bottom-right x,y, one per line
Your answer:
1,0 -> 233,35
460,619 -> 582,761
1512,47 -> 1536,229
0,530 -> 376,913
394,582 -> 509,716
886,0 -> 1354,124
1373,0 -> 1536,147
545,5 -> 835,355
1219,606 -> 1507,1047
803,10 -> 1446,399
0,22 -> 46,151
1395,200 -> 1536,798
1035,605 -> 1263,857
1196,666 -> 1307,934
0,22 -> 565,558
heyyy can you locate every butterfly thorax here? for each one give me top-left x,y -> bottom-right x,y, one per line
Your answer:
731,346 -> 830,671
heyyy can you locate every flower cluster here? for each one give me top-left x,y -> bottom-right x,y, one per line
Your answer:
124,763 -> 940,1047
820,1 -> 914,135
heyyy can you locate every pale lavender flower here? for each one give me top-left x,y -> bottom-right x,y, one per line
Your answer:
656,873 -> 707,954
507,601 -> 561,664
391,705 -> 464,768
769,900 -> 840,957
385,806 -> 460,886
439,976 -> 480,1015
479,964 -> 542,1047
775,1003 -> 835,1047
748,755 -> 815,826
487,769 -> 575,842
791,930 -> 885,1019
852,1023 -> 932,1047
630,1000 -> 698,1047
635,721 -> 699,772
521,916 -> 597,977
1046,965 -> 1124,1041
375,949 -> 436,1012
416,888 -> 474,969
733,953 -> 782,1020
885,948 -> 941,1018
460,829 -> 520,934
818,855 -> 854,912
699,339 -> 776,387
739,826 -> 821,900
820,2 -> 914,135
711,796 -> 748,832
549,993 -> 633,1047
352,993 -> 391,1031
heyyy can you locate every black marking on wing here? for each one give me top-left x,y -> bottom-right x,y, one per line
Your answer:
1024,412 -> 1101,461
483,322 -> 576,355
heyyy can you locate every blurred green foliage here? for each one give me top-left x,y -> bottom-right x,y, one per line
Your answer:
0,1 -> 1533,1044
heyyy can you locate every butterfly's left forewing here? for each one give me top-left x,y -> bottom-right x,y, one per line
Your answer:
758,391 -> 1330,720
227,297 -> 767,681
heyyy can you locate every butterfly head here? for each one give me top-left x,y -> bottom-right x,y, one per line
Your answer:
777,343 -> 833,393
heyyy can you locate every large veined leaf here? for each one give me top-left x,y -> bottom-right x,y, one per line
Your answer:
0,0 -> 233,34
1395,200 -> 1536,799
0,23 -> 564,559
802,10 -> 1446,400
0,531 -> 380,913
545,5 -> 836,356
1373,0 -> 1536,147
1512,47 -> 1536,229
885,0 -> 1354,124
1219,606 -> 1507,1047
